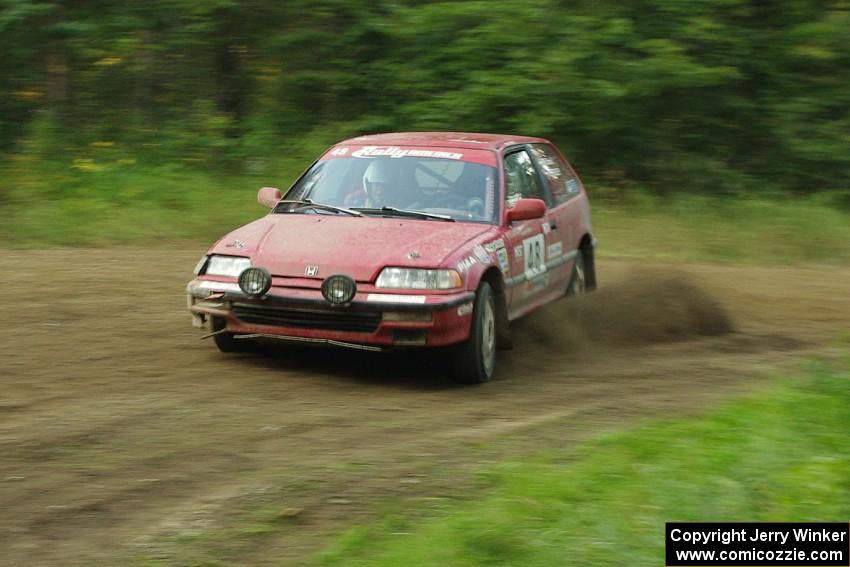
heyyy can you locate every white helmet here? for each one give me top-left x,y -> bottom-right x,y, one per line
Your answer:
362,160 -> 393,206
363,159 -> 392,189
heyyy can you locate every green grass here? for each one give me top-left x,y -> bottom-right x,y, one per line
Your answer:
592,189 -> 850,264
2,157 -> 850,264
315,351 -> 850,566
0,157 -> 276,247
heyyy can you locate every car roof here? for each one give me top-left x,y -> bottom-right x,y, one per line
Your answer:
337,131 -> 550,151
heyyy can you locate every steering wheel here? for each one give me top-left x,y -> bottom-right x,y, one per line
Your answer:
434,195 -> 470,210
466,198 -> 485,219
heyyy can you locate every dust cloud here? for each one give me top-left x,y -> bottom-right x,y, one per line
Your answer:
514,269 -> 735,354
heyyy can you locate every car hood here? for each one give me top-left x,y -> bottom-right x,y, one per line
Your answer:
210,213 -> 495,281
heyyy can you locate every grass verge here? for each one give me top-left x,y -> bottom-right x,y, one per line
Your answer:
2,158 -> 850,263
592,189 -> 850,264
315,350 -> 850,566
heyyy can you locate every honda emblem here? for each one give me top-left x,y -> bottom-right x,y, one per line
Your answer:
305,265 -> 319,277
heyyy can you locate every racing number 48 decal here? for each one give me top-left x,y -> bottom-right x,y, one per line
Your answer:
523,234 -> 546,280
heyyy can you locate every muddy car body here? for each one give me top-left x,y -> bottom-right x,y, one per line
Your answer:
187,132 -> 596,383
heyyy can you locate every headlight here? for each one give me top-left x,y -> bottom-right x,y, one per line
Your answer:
193,255 -> 209,276
204,255 -> 251,277
375,268 -> 462,290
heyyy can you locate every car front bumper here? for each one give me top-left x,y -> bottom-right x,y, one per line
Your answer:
186,279 -> 475,349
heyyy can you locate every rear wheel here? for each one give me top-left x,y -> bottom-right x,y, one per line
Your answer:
451,282 -> 497,384
567,249 -> 586,296
211,316 -> 246,353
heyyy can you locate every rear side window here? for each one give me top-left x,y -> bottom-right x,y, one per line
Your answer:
530,144 -> 581,206
504,150 -> 545,206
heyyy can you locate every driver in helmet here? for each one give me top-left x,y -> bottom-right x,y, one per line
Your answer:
363,160 -> 392,207
345,159 -> 393,208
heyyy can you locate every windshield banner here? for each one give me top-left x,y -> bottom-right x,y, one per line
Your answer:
322,145 -> 497,167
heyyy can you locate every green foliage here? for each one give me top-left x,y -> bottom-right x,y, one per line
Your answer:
3,153 -> 850,263
0,0 -> 848,191
316,353 -> 850,566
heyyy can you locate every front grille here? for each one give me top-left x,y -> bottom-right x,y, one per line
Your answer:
233,303 -> 381,333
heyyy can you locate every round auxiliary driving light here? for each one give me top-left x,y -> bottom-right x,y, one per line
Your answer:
321,274 -> 357,305
238,267 -> 272,297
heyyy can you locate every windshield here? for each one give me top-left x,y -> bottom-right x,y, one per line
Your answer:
284,152 -> 499,223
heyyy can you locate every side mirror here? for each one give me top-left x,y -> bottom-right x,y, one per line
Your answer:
506,198 -> 546,222
257,186 -> 281,208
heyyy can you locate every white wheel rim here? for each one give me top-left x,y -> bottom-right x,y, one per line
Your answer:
481,296 -> 496,375
571,259 -> 586,294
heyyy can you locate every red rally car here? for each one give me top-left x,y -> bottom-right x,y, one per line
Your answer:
186,132 -> 596,384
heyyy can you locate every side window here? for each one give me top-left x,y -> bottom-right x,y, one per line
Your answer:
503,150 -> 545,207
530,144 -> 580,206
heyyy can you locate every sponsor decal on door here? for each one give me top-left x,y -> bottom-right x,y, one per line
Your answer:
523,234 -> 546,281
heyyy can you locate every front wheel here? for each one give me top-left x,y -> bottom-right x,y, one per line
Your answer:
211,316 -> 247,353
450,282 -> 497,384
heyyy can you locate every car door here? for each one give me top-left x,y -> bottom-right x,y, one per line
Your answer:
528,143 -> 585,292
501,148 -> 558,317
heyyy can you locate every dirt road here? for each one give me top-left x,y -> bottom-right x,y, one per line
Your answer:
1,247 -> 848,565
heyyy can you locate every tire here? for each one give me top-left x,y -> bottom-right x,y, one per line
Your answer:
567,249 -> 586,296
211,316 -> 246,353
451,282 -> 497,384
